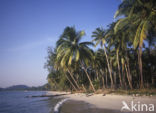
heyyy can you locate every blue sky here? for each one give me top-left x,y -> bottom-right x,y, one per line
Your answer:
0,0 -> 121,88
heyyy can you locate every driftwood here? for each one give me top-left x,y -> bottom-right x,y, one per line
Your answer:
86,93 -> 94,97
25,94 -> 67,98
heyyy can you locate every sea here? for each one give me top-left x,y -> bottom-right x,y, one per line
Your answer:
0,91 -> 120,113
0,91 -> 63,113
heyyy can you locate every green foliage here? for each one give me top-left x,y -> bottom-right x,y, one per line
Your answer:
45,0 -> 156,92
93,79 -> 101,90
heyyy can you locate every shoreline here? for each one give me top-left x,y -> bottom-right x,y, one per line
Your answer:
47,91 -> 156,113
61,100 -> 123,113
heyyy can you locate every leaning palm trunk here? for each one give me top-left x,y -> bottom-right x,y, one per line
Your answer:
100,70 -> 105,89
116,51 -> 123,88
103,45 -> 114,88
125,63 -> 133,89
67,69 -> 80,90
138,46 -> 144,88
105,69 -> 108,88
122,62 -> 127,89
102,76 -> 105,89
126,58 -> 132,84
96,71 -> 99,80
65,74 -> 77,91
114,72 -> 117,88
83,67 -> 96,92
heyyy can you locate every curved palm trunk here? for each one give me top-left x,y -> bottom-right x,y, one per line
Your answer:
125,63 -> 133,89
96,71 -> 99,80
103,45 -> 114,88
126,58 -> 132,85
65,74 -> 77,91
105,69 -> 108,88
96,71 -> 101,89
102,76 -> 105,89
83,67 -> 96,92
67,69 -> 80,90
122,63 -> 127,89
138,46 -> 144,88
116,51 -> 123,88
114,72 -> 117,88
100,70 -> 105,89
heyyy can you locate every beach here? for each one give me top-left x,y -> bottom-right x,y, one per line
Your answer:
47,91 -> 156,113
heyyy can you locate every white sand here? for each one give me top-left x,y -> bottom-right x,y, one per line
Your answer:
47,91 -> 156,113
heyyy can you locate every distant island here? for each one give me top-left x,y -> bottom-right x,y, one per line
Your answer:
0,84 -> 51,91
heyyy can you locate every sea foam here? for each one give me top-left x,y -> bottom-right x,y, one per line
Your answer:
54,98 -> 69,113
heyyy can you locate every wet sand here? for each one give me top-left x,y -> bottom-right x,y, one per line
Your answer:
60,100 -> 129,113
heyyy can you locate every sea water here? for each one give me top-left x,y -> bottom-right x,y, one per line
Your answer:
0,91 -> 110,113
0,91 -> 60,113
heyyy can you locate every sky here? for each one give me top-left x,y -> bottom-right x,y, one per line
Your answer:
0,0 -> 121,88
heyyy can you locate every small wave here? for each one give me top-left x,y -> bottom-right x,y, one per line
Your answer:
54,98 -> 69,113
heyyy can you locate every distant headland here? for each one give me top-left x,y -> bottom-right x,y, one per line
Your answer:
0,84 -> 50,91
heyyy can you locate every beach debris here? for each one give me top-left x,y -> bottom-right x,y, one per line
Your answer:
86,93 -> 93,97
102,93 -> 106,96
135,94 -> 139,97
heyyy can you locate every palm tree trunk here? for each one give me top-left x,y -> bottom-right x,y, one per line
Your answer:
122,63 -> 127,89
152,75 -> 154,87
67,69 -> 80,90
96,71 -> 99,80
100,70 -> 105,89
125,63 -> 133,89
105,69 -> 108,88
102,76 -> 105,89
65,74 -> 77,91
138,46 -> 144,88
116,51 -> 123,88
103,45 -> 114,88
127,58 -> 132,85
83,67 -> 96,92
114,72 -> 117,88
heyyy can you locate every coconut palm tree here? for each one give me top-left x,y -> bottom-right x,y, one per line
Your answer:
45,47 -> 77,91
94,49 -> 108,89
105,23 -> 124,88
92,27 -> 114,88
107,23 -> 133,89
114,0 -> 156,88
56,26 -> 96,92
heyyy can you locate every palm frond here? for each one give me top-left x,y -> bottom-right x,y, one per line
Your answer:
140,20 -> 149,47
114,18 -> 129,33
133,22 -> 143,49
